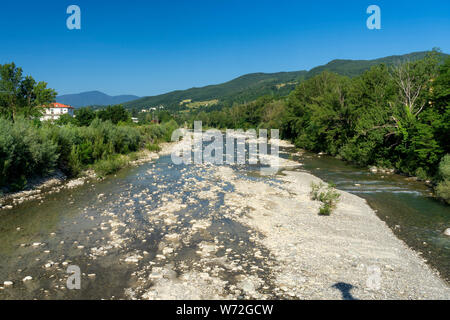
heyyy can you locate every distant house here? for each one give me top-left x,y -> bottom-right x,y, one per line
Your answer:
40,103 -> 74,121
131,117 -> 139,123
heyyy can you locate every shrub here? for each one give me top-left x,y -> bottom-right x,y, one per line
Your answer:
415,167 -> 428,181
0,118 -> 58,189
436,154 -> 450,204
0,117 -> 171,190
93,155 -> 128,178
146,143 -> 161,152
310,181 -> 341,215
438,154 -> 450,180
436,181 -> 450,204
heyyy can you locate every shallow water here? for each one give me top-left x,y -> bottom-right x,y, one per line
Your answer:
287,150 -> 450,283
0,154 -> 279,299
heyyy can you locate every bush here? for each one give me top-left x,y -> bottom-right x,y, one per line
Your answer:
0,118 -> 58,189
146,143 -> 161,152
310,181 -> 341,215
436,181 -> 450,204
436,155 -> 450,204
0,117 -> 176,190
93,155 -> 128,178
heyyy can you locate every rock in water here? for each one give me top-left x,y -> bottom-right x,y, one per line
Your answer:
22,276 -> 33,282
369,166 -> 378,173
444,228 -> 450,236
4,281 -> 13,287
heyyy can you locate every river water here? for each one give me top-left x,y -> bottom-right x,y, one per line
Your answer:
0,144 -> 448,299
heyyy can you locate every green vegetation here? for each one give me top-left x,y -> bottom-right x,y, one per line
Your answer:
1,51 -> 449,204
310,182 -> 341,215
93,155 -> 128,178
436,155 -> 450,204
146,143 -> 161,152
0,63 -> 178,191
0,116 -> 177,190
184,50 -> 449,203
186,99 -> 219,109
0,63 -> 56,121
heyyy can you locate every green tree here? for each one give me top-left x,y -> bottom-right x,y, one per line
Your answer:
74,107 -> 96,126
0,63 -> 56,121
97,105 -> 131,124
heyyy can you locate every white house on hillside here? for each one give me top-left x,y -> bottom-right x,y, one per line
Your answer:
40,103 -> 74,121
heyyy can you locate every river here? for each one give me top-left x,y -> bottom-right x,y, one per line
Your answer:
0,143 -> 448,299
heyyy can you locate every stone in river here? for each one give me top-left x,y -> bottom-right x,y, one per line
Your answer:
444,228 -> 450,236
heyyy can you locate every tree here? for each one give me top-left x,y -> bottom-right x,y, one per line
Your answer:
97,105 -> 131,124
430,57 -> 450,154
75,107 -> 96,126
390,52 -> 439,119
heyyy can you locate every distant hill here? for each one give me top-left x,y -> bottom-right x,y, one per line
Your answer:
56,91 -> 139,108
124,71 -> 307,111
305,51 -> 445,78
123,51 -> 448,111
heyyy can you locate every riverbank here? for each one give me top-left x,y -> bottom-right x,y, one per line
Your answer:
122,161 -> 449,300
0,142 -> 176,211
221,168 -> 449,299
0,138 -> 448,299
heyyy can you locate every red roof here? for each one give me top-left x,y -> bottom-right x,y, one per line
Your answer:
42,103 -> 74,109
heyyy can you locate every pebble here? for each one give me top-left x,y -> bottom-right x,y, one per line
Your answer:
22,276 -> 33,282
4,281 -> 13,287
444,228 -> 450,237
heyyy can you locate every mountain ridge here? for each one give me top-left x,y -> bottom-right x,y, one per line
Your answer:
56,90 -> 140,108
59,51 -> 448,110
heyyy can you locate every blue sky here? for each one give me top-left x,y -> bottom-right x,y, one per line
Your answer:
0,0 -> 449,96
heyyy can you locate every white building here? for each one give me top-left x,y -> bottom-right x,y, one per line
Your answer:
40,103 -> 74,121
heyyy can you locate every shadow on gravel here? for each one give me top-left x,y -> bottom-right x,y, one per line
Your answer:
332,282 -> 359,300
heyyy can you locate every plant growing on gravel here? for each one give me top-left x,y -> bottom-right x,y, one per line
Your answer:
146,142 -> 161,152
436,154 -> 450,204
310,181 -> 341,215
